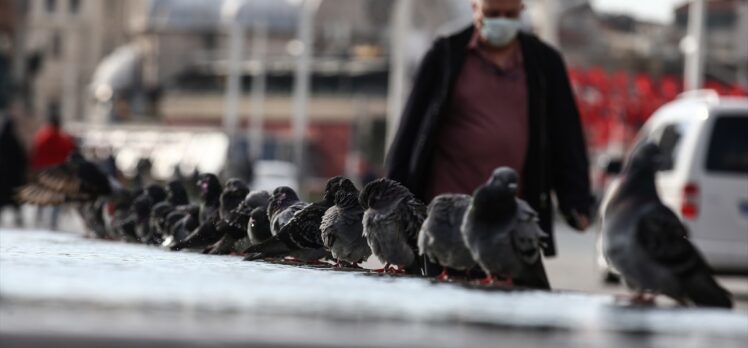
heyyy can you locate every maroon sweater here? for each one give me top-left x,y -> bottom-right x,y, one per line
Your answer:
426,33 -> 528,200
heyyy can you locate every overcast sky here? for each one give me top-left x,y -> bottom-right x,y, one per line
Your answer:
591,0 -> 689,24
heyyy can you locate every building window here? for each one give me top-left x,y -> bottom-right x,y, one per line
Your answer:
46,0 -> 57,13
51,32 -> 62,58
69,0 -> 81,14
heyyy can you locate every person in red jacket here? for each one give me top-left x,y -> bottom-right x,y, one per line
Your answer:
30,114 -> 76,230
31,114 -> 75,172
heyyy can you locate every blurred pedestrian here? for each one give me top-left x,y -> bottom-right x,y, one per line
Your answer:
30,113 -> 75,230
0,115 -> 28,227
387,0 -> 592,275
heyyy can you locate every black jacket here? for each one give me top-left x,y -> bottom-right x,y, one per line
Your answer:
386,26 -> 592,258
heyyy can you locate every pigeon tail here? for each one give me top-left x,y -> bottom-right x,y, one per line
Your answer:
684,272 -> 733,308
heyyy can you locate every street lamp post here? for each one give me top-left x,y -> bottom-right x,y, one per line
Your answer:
291,0 -> 321,191
385,0 -> 412,155
248,17 -> 269,161
684,0 -> 706,91
221,0 -> 247,138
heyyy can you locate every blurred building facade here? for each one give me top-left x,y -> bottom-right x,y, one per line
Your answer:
9,0 -> 747,183
675,0 -> 748,88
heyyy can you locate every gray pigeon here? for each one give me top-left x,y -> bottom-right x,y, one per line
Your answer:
267,186 -> 306,236
461,167 -> 550,289
418,194 -> 475,280
359,178 -> 426,274
602,142 -> 732,308
320,180 -> 371,266
243,177 -> 351,262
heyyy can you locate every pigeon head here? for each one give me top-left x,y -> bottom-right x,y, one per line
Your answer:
487,167 -> 519,194
323,176 -> 356,204
197,174 -> 222,200
268,186 -> 301,217
224,178 -> 249,193
220,179 -> 250,216
244,190 -> 271,210
143,184 -> 167,204
473,167 -> 519,218
359,178 -> 412,210
625,142 -> 664,175
166,180 -> 189,206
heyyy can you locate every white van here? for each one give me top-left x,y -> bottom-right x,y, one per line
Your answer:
596,90 -> 748,280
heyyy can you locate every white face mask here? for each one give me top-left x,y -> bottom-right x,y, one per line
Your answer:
480,17 -> 521,47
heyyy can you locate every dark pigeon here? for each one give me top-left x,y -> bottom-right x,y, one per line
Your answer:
461,167 -> 550,289
204,189 -> 270,255
267,186 -> 306,236
17,152 -> 125,239
170,177 -> 247,251
196,173 -> 222,224
359,178 -> 426,274
603,142 -> 732,308
247,206 -> 272,246
243,177 -> 351,262
320,180 -> 370,266
162,205 -> 200,247
166,180 -> 190,206
418,193 -> 475,280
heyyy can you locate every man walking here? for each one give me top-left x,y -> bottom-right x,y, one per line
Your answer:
387,0 -> 592,275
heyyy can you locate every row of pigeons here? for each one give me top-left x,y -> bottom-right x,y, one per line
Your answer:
17,143 -> 733,308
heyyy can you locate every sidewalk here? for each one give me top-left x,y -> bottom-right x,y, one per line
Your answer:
1,229 -> 747,347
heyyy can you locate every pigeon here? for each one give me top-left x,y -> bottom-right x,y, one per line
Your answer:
196,173 -> 222,224
602,142 -> 732,308
267,186 -> 306,236
320,180 -> 371,266
461,167 -> 550,289
243,177 -> 351,262
127,184 -> 168,244
170,178 -> 246,251
17,152 -> 125,238
203,189 -> 269,255
418,193 -> 475,280
17,152 -> 112,206
162,205 -> 200,247
166,180 -> 190,206
76,199 -> 108,239
218,178 -> 250,220
104,189 -> 135,241
359,178 -> 426,274
247,206 -> 272,246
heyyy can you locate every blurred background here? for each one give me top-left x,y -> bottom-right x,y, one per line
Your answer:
1,0 -> 746,198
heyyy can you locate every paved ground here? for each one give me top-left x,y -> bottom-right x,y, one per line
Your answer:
1,209 -> 747,347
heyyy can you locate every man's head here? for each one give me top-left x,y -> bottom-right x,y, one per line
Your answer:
471,0 -> 524,48
48,113 -> 61,128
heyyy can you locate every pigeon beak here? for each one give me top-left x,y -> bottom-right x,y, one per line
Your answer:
507,183 -> 518,194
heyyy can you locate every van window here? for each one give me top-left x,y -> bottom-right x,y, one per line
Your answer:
706,115 -> 748,174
